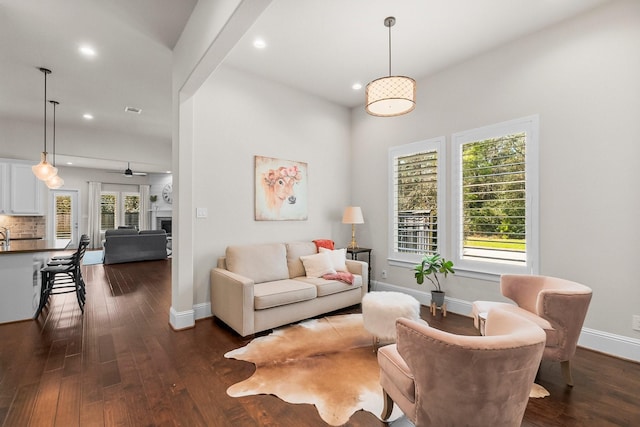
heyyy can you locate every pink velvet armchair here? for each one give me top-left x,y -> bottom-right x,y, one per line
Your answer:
378,309 -> 545,426
472,274 -> 592,386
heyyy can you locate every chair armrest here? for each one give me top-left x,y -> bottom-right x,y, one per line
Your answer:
500,274 -> 545,313
210,268 -> 256,336
536,289 -> 592,360
346,259 -> 368,296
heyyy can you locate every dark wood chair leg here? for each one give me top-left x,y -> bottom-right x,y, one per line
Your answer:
381,389 -> 394,421
561,360 -> 574,387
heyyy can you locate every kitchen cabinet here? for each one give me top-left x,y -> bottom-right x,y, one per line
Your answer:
0,159 -> 44,215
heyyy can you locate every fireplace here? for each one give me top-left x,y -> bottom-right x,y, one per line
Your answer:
156,217 -> 172,236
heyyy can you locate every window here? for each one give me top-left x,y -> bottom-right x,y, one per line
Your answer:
54,194 -> 72,239
123,193 -> 140,228
100,191 -> 140,231
452,115 -> 539,276
100,192 -> 117,231
388,137 -> 445,265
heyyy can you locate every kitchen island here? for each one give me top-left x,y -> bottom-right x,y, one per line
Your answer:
0,239 -> 70,323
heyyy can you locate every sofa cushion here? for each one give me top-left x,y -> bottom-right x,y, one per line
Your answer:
105,228 -> 138,237
139,230 -> 167,235
295,275 -> 362,297
300,252 -> 336,278
225,243 -> 289,284
285,241 -> 318,278
319,247 -> 348,272
253,279 -> 317,310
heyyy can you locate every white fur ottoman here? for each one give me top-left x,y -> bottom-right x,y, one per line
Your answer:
362,291 -> 421,348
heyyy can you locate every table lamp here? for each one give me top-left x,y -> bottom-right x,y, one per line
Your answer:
342,206 -> 364,249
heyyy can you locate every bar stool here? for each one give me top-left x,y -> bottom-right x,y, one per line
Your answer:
49,234 -> 90,263
35,237 -> 89,318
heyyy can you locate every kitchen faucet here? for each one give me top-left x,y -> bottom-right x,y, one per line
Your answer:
0,226 -> 9,245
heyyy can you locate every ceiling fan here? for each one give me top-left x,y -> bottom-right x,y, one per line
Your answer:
122,162 -> 147,177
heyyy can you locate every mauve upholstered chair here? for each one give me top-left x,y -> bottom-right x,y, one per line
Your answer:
471,274 -> 592,386
378,309 -> 545,426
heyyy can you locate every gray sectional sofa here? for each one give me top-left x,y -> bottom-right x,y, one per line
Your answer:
210,241 -> 368,336
103,229 -> 168,265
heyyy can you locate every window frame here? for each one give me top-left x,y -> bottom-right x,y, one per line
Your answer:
100,190 -> 141,231
122,191 -> 141,228
388,136 -> 446,267
100,191 -> 119,232
452,115 -> 539,277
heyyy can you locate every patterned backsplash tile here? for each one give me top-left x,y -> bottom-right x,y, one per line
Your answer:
0,215 -> 46,239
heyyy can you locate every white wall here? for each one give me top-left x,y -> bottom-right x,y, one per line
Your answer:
189,65 -> 352,305
351,1 -> 640,340
149,173 -> 173,213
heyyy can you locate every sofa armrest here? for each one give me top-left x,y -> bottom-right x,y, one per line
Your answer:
346,260 -> 368,296
210,268 -> 256,336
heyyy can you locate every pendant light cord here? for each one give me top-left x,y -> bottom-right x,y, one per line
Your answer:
39,67 -> 52,154
50,101 -> 57,167
388,21 -> 392,77
53,102 -> 55,166
43,71 -> 47,153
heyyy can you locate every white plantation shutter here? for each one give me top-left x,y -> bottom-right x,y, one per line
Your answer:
100,192 -> 118,231
453,116 -> 539,276
388,137 -> 445,264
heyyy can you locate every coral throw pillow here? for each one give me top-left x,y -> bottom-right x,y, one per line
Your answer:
313,239 -> 335,251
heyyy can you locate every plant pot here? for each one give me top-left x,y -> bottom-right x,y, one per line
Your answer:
431,290 -> 445,308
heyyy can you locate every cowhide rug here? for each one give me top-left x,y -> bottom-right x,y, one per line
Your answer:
225,313 -> 549,426
225,314 -> 403,425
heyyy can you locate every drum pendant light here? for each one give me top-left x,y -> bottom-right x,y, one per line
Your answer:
365,17 -> 416,117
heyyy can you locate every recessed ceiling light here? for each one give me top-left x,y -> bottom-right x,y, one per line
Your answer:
124,106 -> 142,114
166,170 -> 172,174
83,113 -> 93,120
79,45 -> 96,57
253,38 -> 266,49
66,162 -> 73,165
352,83 -> 363,90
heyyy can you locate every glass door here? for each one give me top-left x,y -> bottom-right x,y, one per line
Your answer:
50,190 -> 79,246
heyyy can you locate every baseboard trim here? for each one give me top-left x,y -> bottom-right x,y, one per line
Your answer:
578,327 -> 640,362
372,280 -> 640,363
193,302 -> 212,320
169,306 -> 195,330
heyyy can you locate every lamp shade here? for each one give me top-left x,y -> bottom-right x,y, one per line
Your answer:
46,173 -> 64,189
366,76 -> 416,117
32,152 -> 58,181
342,206 -> 364,224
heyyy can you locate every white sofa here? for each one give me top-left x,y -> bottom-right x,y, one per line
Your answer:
210,241 -> 368,336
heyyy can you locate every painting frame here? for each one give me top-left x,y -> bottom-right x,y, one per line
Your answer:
255,155 -> 308,221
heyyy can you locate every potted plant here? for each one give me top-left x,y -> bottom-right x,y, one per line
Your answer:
149,195 -> 158,203
413,253 -> 455,308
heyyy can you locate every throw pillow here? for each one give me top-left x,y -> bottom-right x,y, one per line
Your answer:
313,239 -> 335,251
319,247 -> 348,272
300,252 -> 336,278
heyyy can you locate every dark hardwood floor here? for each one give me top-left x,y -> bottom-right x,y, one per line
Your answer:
1,259 -> 638,426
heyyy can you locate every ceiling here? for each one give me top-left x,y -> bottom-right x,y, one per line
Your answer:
1,0 -> 610,173
225,0 -> 610,109
0,0 -> 198,173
